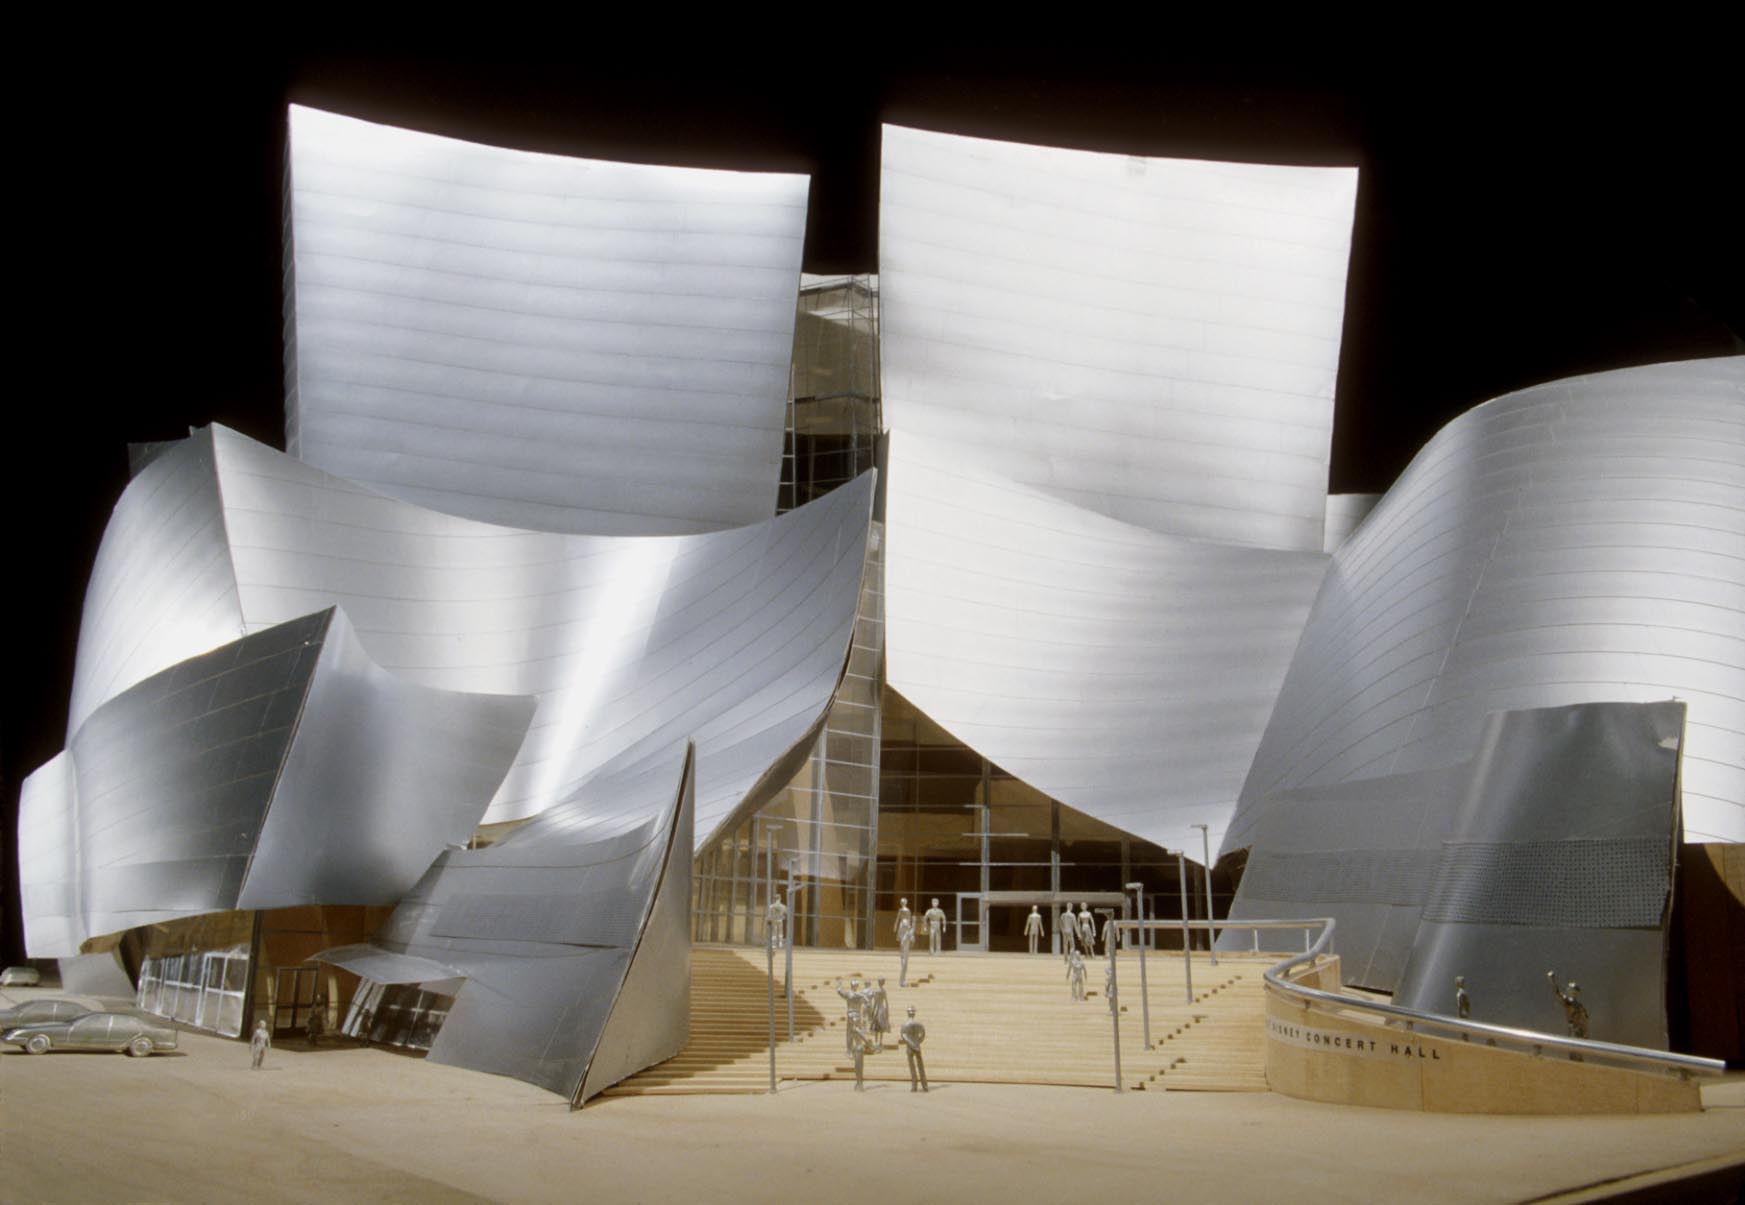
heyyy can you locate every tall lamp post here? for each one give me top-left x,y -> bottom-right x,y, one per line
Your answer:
1126,881 -> 1150,1049
1176,850 -> 1194,1005
784,857 -> 801,1041
1192,823 -> 1217,966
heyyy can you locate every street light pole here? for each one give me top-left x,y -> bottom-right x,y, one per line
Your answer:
1126,881 -> 1149,1049
1176,850 -> 1194,1005
784,857 -> 800,1042
766,928 -> 776,1093
1108,934 -> 1123,1093
1193,823 -> 1217,966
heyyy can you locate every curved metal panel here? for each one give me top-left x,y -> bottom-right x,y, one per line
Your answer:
285,105 -> 808,536
67,429 -> 244,733
1322,492 -> 1379,552
19,609 -> 534,956
208,424 -> 872,838
879,123 -> 1358,551
884,430 -> 1328,855
1233,357 -> 1745,849
349,742 -> 693,1101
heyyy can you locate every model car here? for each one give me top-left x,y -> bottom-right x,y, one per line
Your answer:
0,966 -> 42,987
2,1009 -> 178,1056
0,999 -> 89,1028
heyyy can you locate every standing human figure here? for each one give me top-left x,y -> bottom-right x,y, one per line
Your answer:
894,898 -> 913,941
923,899 -> 948,955
1059,904 -> 1079,962
866,978 -> 891,1052
897,914 -> 916,987
1105,962 -> 1118,1016
1547,972 -> 1589,1039
767,897 -> 789,950
1101,912 -> 1118,959
306,994 -> 326,1047
836,978 -> 865,1055
851,1014 -> 872,1091
1455,976 -> 1471,1020
1068,948 -> 1087,1001
1077,904 -> 1097,958
900,1005 -> 928,1092
1024,906 -> 1046,955
250,1019 -> 271,1069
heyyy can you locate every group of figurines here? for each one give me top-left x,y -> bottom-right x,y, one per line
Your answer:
891,898 -> 949,986
1451,972 -> 1591,1040
835,977 -> 928,1092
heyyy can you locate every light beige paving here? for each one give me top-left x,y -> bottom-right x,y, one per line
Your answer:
2,983 -> 1741,1204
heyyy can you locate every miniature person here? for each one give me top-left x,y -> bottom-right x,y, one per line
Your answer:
1105,963 -> 1118,1016
1077,904 -> 1096,957
766,897 -> 789,950
1024,906 -> 1046,955
894,898 -> 913,939
250,1019 -> 271,1069
1101,912 -> 1118,958
1547,972 -> 1589,1039
897,914 -> 916,987
923,899 -> 948,955
900,1005 -> 928,1092
306,994 -> 326,1047
851,1016 -> 872,1091
1059,904 -> 1079,961
866,978 -> 891,1051
1068,948 -> 1087,1001
1455,976 -> 1471,1020
836,978 -> 865,1055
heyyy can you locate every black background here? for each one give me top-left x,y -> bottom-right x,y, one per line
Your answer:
6,35 -> 1739,960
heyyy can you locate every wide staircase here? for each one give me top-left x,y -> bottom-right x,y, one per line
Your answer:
602,944 -> 1273,1097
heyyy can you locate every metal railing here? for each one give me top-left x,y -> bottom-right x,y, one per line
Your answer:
1257,917 -> 1727,1081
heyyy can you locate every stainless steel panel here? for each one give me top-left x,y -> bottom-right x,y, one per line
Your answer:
884,430 -> 1328,856
19,609 -> 535,956
1235,357 -> 1745,848
285,105 -> 808,536
1322,493 -> 1379,552
343,742 -> 695,1102
879,123 -> 1358,551
209,424 -> 873,836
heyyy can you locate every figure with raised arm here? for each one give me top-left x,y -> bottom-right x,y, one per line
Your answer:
1024,906 -> 1046,955
1068,947 -> 1087,1001
836,978 -> 866,1055
923,899 -> 948,955
1547,971 -> 1589,1039
1077,903 -> 1096,957
900,1005 -> 928,1092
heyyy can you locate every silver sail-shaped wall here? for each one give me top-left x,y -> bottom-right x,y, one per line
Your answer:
319,741 -> 694,1104
1232,356 -> 1745,850
879,123 -> 1359,552
284,105 -> 808,536
883,430 -> 1327,855
18,608 -> 535,957
64,424 -> 873,836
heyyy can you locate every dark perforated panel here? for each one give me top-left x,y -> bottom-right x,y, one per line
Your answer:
1239,849 -> 1439,906
1421,837 -> 1670,929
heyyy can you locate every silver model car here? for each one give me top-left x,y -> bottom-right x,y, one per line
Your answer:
0,999 -> 90,1028
3,1009 -> 178,1056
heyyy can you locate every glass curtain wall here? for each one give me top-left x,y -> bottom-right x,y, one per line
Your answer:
779,275 -> 880,513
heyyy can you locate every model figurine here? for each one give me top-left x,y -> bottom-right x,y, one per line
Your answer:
897,914 -> 916,986
250,1019 -> 271,1069
1455,975 -> 1471,1020
1105,963 -> 1118,1016
766,897 -> 789,950
836,978 -> 865,1055
1068,948 -> 1087,1001
866,978 -> 891,1051
1101,912 -> 1118,958
1547,972 -> 1589,1039
900,1005 -> 928,1092
894,898 -> 913,938
306,994 -> 326,1047
1025,906 -> 1046,955
1077,904 -> 1096,957
923,899 -> 947,955
1059,904 -> 1079,961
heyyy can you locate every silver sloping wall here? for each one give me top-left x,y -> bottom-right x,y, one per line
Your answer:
58,424 -> 873,838
321,742 -> 694,1103
284,105 -> 808,536
18,608 -> 534,957
879,123 -> 1358,552
883,430 -> 1328,856
1232,356 -> 1745,849
1227,701 -> 1685,1048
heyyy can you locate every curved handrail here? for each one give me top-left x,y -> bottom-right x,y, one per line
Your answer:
1255,917 -> 1727,1080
